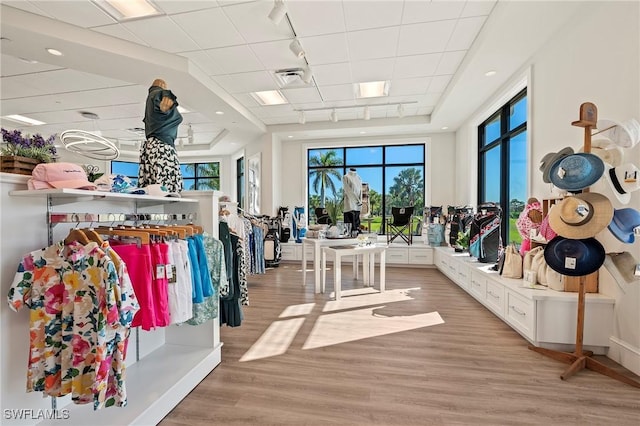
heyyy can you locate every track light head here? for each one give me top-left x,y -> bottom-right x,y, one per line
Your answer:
364,105 -> 371,121
330,109 -> 338,123
289,38 -> 305,59
301,67 -> 313,84
187,124 -> 194,143
268,0 -> 287,25
298,111 -> 306,124
397,104 -> 405,118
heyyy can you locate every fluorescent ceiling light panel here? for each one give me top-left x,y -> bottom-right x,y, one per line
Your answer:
95,0 -> 161,21
355,81 -> 389,99
250,90 -> 288,106
3,114 -> 46,126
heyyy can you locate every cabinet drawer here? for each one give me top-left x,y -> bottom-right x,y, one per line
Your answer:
456,263 -> 471,290
506,290 -> 534,339
386,248 -> 408,264
304,246 -> 314,257
280,245 -> 298,260
469,274 -> 486,300
485,280 -> 505,316
409,249 -> 433,265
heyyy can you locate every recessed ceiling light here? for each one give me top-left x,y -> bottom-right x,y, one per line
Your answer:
250,90 -> 288,106
46,48 -> 63,56
484,70 -> 497,77
79,111 -> 100,120
177,106 -> 190,114
94,0 -> 162,21
215,111 -> 224,115
288,135 -> 293,138
360,131 -> 366,134
3,114 -> 46,126
355,80 -> 389,99
441,126 -> 449,130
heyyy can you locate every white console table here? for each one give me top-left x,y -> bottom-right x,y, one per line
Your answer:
433,247 -> 615,354
302,237 -> 359,293
322,244 -> 387,300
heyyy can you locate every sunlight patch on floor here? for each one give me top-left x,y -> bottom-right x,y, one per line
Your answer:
279,302 -> 316,318
302,309 -> 444,350
239,318 -> 305,362
323,287 -> 422,312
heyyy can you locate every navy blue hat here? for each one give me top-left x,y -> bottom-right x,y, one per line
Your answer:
549,153 -> 605,192
608,208 -> 640,244
544,236 -> 605,277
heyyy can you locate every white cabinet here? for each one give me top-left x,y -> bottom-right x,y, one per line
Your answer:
1,177 -> 222,426
386,247 -> 409,264
409,247 -> 433,265
433,247 -> 615,354
280,242 -> 299,261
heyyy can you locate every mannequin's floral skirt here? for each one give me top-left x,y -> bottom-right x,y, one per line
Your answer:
138,137 -> 183,193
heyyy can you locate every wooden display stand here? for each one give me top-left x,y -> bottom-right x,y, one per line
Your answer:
528,102 -> 640,388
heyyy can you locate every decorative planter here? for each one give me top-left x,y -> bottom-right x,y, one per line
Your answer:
0,156 -> 41,175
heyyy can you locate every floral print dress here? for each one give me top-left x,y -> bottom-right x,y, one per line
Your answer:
7,240 -> 139,409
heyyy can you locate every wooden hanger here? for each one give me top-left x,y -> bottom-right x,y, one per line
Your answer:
96,227 -> 150,245
65,228 -> 91,245
82,228 -> 105,245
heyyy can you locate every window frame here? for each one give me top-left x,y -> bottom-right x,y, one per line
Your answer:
110,160 -> 221,191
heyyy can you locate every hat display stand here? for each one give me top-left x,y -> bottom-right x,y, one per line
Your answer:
528,102 -> 640,388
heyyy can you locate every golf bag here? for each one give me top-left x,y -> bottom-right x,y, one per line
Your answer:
278,206 -> 291,243
264,216 -> 282,267
469,202 -> 502,263
447,206 -> 474,249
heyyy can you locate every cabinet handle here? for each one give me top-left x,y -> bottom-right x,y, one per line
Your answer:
487,291 -> 499,299
509,305 -> 526,316
472,280 -> 481,287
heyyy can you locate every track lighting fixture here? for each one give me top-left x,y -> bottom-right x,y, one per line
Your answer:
330,109 -> 338,123
289,38 -> 305,59
397,104 -> 405,118
187,124 -> 194,144
298,111 -> 306,124
301,67 -> 313,84
268,0 -> 287,25
364,105 -> 371,121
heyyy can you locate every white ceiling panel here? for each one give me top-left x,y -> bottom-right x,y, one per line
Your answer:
390,77 -> 431,96
170,7 -> 246,50
343,1 -> 403,31
318,84 -> 355,102
221,0 -> 291,43
92,24 -> 149,45
427,75 -> 452,94
300,33 -> 350,65
122,15 -> 200,53
28,0 -> 114,28
156,1 -> 220,15
397,21 -> 457,56
213,71 -> 277,93
446,16 -> 487,52
306,62 -> 352,86
203,45 -> 264,74
393,54 -> 441,79
461,1 -> 497,18
281,86 -> 322,104
233,93 -> 261,108
435,51 -> 466,75
179,51 -> 226,76
347,27 -> 400,61
250,39 -> 307,70
350,58 -> 395,82
0,54 -> 61,77
401,1 -> 465,25
286,1 -> 346,37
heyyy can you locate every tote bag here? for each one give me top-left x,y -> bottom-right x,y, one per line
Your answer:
501,244 -> 523,279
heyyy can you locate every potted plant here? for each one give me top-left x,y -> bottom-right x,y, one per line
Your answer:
1,128 -> 57,175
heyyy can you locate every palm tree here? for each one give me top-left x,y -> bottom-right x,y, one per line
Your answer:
309,151 -> 342,206
185,162 -> 220,190
388,167 -> 424,211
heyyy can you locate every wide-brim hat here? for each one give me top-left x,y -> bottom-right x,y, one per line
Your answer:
603,252 -> 639,286
544,236 -> 605,277
607,208 -> 640,244
605,163 -> 640,205
539,146 -> 574,183
548,193 -> 613,239
596,118 -> 640,148
579,139 -> 624,168
549,153 -> 604,192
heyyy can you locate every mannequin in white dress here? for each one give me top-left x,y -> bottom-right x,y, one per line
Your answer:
342,168 -> 362,235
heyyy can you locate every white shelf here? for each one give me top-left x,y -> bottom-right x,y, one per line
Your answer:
9,188 -> 199,205
37,343 -> 222,426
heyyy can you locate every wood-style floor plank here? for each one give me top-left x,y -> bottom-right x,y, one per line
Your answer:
160,264 -> 640,425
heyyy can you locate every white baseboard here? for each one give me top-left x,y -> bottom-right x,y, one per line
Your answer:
608,336 -> 640,376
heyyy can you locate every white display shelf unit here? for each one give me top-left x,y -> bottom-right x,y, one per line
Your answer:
433,246 -> 615,353
0,176 -> 222,426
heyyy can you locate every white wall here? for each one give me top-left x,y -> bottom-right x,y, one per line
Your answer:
455,1 -> 640,374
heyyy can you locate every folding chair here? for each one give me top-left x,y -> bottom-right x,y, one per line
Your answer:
315,207 -> 332,225
386,206 -> 414,245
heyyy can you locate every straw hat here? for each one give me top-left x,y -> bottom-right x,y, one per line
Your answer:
596,118 -> 640,148
548,153 -> 604,192
605,163 -> 640,204
579,139 -> 623,167
548,193 -> 613,239
539,147 -> 573,183
607,208 -> 640,244
544,236 -> 605,277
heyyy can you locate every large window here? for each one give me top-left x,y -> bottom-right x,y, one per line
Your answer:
237,157 -> 245,209
111,161 -> 220,191
307,144 -> 425,234
478,88 -> 527,245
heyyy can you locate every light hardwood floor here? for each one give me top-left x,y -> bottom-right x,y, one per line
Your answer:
160,263 -> 640,426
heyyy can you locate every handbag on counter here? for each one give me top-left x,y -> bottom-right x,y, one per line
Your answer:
500,243 -> 523,279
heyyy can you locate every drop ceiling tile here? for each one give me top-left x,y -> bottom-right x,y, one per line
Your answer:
446,16 -> 487,51
393,54 -> 441,79
401,1 -> 465,24
250,39 -> 307,70
170,8 -> 245,50
281,87 -> 323,104
348,27 -> 400,61
213,71 -> 277,94
343,1 -> 403,31
427,75 -> 452,93
300,33 -> 349,65
248,106 -> 272,119
31,1 -> 115,28
389,77 -> 431,96
351,58 -> 395,82
92,24 -> 149,45
179,51 -> 225,76
0,54 -> 62,77
285,1 -> 346,37
233,93 -> 261,108
308,62 -> 352,86
417,106 -> 434,115
221,0 -> 291,43
156,1 -> 220,15
203,45 -> 264,74
122,16 -> 200,53
435,51 -> 466,75
397,21 -> 456,56
319,84 -> 355,102
461,1 -> 497,18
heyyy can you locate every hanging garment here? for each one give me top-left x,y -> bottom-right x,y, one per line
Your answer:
167,241 -> 193,324
187,234 -> 225,325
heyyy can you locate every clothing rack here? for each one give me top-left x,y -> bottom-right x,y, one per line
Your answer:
49,212 -> 197,225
